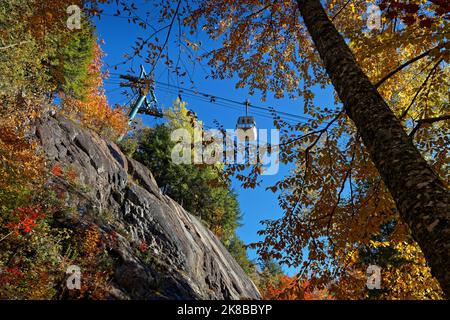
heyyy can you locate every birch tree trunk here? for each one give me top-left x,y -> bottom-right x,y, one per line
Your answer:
296,0 -> 450,296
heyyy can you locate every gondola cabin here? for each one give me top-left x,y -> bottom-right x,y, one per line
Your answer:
236,115 -> 257,141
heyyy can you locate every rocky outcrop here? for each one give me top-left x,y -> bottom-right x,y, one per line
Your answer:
34,115 -> 260,300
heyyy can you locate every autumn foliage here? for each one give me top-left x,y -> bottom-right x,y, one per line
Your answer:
6,206 -> 45,237
175,0 -> 449,299
62,43 -> 128,140
71,225 -> 113,299
0,114 -> 44,193
0,1 -> 117,299
1,0 -> 449,300
261,275 -> 333,300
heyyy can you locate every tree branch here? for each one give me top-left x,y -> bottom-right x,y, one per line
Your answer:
409,114 -> 450,137
0,40 -> 31,51
149,0 -> 182,73
245,3 -> 274,20
326,148 -> 355,234
375,42 -> 447,88
296,0 -> 450,295
400,57 -> 443,119
278,110 -> 343,147
331,0 -> 353,21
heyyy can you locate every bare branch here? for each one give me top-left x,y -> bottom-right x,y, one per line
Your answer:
149,0 -> 182,73
108,24 -> 171,70
278,110 -> 343,147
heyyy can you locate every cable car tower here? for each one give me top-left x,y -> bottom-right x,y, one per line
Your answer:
236,99 -> 257,141
119,65 -> 163,124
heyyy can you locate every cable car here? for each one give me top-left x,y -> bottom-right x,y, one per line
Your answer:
236,99 -> 257,141
236,115 -> 256,130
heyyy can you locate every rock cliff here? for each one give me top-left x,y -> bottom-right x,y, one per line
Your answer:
34,115 -> 261,300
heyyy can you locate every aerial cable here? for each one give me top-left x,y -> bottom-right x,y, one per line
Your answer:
107,73 -> 337,127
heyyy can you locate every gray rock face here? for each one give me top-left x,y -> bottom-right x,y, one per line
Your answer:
34,115 -> 261,300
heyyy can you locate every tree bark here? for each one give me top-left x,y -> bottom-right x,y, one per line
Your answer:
296,0 -> 450,296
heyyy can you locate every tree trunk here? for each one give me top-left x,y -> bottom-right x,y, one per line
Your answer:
296,0 -> 450,296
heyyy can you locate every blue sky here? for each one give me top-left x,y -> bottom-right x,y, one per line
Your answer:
93,4 -> 336,273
